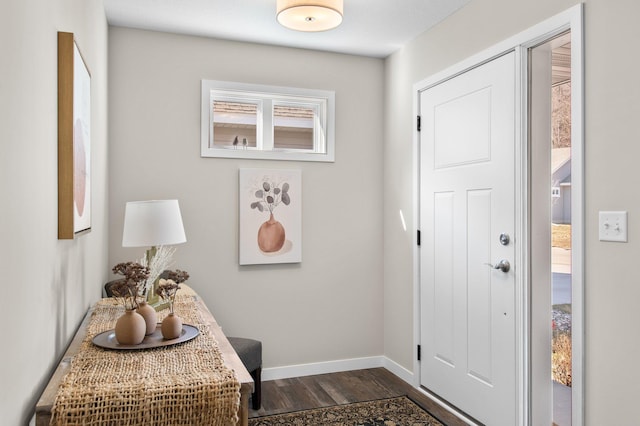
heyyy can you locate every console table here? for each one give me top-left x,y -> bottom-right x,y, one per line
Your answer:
36,288 -> 253,426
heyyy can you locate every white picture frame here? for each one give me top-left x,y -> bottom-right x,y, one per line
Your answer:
239,168 -> 302,265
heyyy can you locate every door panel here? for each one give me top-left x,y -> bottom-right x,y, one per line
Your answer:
434,88 -> 491,168
420,52 -> 516,426
433,192 -> 454,365
467,189 -> 493,384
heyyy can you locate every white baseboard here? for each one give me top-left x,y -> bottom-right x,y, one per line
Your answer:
262,356 -> 385,381
262,356 -> 414,382
382,357 -> 414,384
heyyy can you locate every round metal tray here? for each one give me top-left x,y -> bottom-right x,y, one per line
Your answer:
92,324 -> 199,350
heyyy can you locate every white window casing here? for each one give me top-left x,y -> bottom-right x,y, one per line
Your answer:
201,80 -> 335,162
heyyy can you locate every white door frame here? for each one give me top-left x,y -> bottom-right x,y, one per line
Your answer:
412,4 -> 584,425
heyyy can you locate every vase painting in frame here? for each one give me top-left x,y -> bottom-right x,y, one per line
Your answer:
239,169 -> 301,265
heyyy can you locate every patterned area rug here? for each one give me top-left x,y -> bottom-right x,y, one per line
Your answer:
249,396 -> 444,425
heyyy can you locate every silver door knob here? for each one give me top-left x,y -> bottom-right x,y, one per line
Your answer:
486,259 -> 510,273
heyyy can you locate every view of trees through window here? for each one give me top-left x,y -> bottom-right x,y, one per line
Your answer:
552,82 -> 571,148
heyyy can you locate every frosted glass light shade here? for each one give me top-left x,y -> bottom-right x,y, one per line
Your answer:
122,200 -> 186,247
277,0 -> 343,32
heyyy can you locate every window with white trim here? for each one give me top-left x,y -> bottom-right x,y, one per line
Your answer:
201,80 -> 335,162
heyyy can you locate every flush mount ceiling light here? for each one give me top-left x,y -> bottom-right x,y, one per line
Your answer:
276,0 -> 344,32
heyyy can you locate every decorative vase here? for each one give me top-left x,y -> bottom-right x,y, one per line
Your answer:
114,309 -> 146,345
136,300 -> 157,335
257,213 -> 285,253
161,313 -> 183,340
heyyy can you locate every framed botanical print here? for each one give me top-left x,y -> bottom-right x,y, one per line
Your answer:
239,168 -> 302,265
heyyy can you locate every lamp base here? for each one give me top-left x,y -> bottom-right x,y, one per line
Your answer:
145,246 -> 171,311
147,288 -> 170,311
150,299 -> 170,312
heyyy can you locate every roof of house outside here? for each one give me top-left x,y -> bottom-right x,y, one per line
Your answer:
552,147 -> 571,174
213,101 -> 314,119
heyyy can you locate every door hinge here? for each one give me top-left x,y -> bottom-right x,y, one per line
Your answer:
417,115 -> 421,132
417,229 -> 421,246
417,345 -> 421,361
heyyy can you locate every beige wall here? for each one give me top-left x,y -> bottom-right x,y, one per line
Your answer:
0,1 -> 109,424
7,0 -> 638,423
108,27 -> 385,369
384,0 -> 640,423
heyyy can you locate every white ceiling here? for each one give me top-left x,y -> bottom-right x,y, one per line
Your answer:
103,0 -> 471,58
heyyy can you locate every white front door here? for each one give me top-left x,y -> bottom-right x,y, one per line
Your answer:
419,51 -> 517,426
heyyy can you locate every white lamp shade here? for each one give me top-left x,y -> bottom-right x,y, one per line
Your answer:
122,200 -> 186,247
277,0 -> 343,32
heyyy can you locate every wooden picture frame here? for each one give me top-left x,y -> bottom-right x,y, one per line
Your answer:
58,32 -> 91,239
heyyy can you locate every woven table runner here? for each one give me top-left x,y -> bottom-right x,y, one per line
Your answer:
50,293 -> 241,425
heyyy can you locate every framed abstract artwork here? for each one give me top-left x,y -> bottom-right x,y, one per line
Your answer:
239,169 -> 302,265
58,32 -> 91,239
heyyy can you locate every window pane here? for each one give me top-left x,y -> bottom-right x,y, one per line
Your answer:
213,100 -> 257,148
202,79 -> 335,161
273,105 -> 314,150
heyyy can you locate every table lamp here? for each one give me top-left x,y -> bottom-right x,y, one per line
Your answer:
122,199 -> 186,308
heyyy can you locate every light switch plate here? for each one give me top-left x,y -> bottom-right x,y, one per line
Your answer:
599,211 -> 628,242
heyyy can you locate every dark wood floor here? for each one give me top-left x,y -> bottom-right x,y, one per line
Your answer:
248,368 -> 469,425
